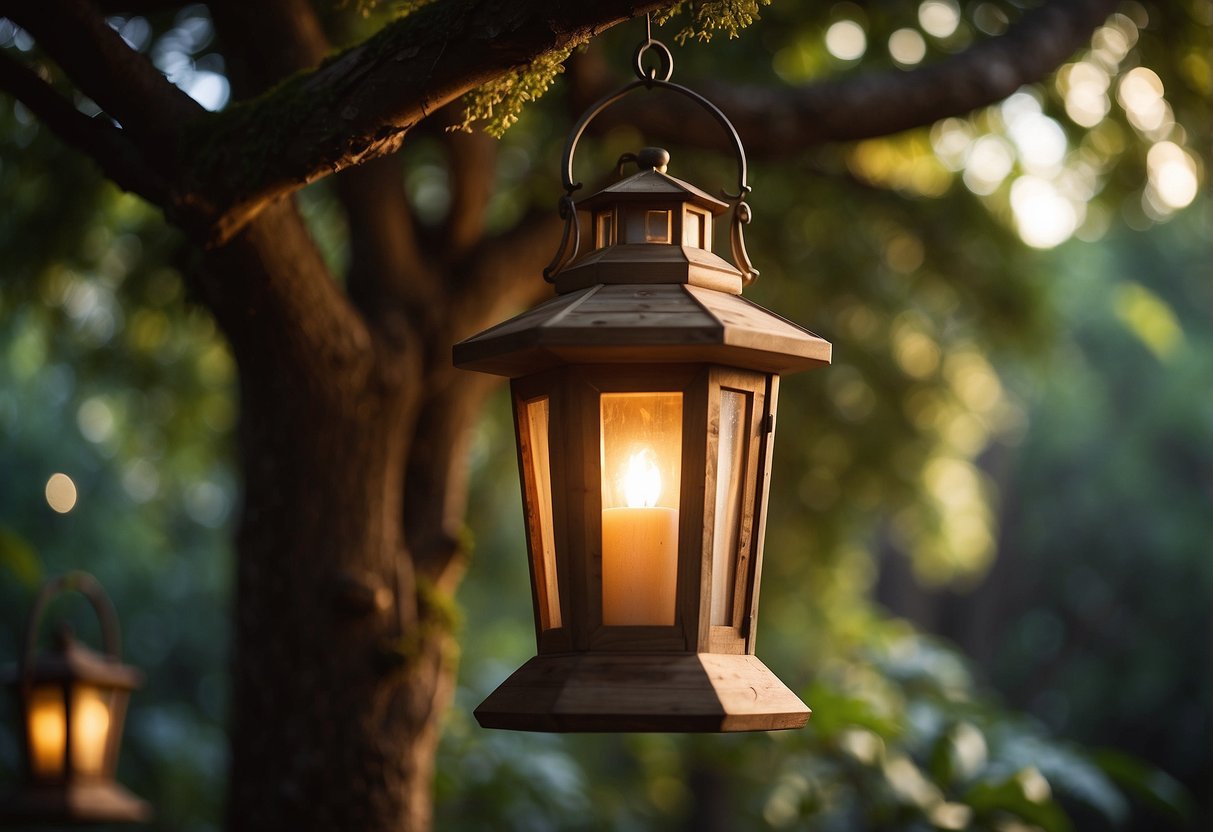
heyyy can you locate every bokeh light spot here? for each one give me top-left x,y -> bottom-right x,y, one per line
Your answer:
1145,141 -> 1199,212
45,473 -> 78,513
888,28 -> 926,66
825,20 -> 866,61
1061,61 -> 1111,128
1010,176 -> 1079,248
918,0 -> 960,38
185,71 -> 229,112
1008,112 -> 1067,174
1117,67 -> 1170,135
77,397 -> 116,444
962,135 -> 1014,195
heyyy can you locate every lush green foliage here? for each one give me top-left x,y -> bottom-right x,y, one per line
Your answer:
1,1 -> 1209,830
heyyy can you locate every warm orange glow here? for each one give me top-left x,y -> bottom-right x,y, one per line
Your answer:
71,685 -> 111,775
600,394 -> 682,626
25,684 -> 111,778
28,686 -> 66,778
622,451 -> 662,508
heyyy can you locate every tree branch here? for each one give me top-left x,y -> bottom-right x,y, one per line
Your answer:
439,109 -> 498,256
587,0 -> 1117,155
2,0 -> 202,158
195,199 -> 375,380
452,208 -> 562,340
0,48 -> 167,202
183,0 -> 671,246
334,154 -> 440,345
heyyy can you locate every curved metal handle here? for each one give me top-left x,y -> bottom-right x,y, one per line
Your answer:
558,72 -> 750,200
21,571 -> 122,681
548,32 -> 759,285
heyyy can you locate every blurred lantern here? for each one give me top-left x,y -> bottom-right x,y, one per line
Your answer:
454,30 -> 831,732
2,572 -> 151,823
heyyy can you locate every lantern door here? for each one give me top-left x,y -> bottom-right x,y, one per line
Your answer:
700,367 -> 777,656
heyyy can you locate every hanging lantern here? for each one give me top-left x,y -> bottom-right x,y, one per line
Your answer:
454,34 -> 831,732
2,572 -> 151,823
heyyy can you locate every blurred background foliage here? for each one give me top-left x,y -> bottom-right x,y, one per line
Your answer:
1,0 -> 1209,830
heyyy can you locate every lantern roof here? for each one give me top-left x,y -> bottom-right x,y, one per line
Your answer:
577,166 -> 730,216
3,630 -> 143,690
453,282 -> 831,377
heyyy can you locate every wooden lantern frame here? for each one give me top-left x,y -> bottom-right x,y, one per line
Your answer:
512,362 -> 774,659
454,35 -> 831,732
2,572 -> 151,824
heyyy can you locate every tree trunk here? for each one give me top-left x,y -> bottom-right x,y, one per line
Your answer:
199,202 -> 461,831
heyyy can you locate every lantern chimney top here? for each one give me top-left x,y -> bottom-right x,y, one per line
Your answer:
634,147 -> 670,172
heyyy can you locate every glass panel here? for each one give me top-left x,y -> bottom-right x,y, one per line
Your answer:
711,390 -> 749,625
600,392 -> 682,626
71,684 -> 112,776
524,397 -> 561,629
596,211 -> 614,249
27,684 -> 66,778
644,210 -> 671,243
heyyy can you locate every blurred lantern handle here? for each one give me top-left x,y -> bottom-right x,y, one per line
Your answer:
21,571 -> 122,685
546,28 -> 759,284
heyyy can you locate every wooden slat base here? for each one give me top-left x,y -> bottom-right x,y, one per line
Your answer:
475,653 -> 810,733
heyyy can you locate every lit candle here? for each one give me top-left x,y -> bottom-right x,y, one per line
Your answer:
28,686 -> 66,778
602,450 -> 679,625
71,685 -> 111,775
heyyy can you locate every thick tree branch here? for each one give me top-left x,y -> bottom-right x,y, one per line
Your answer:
588,0 -> 1117,155
195,200 -> 377,384
0,48 -> 167,202
334,154 -> 440,343
184,0 -> 670,245
208,0 -> 433,359
452,208 -> 562,340
402,207 -> 564,586
2,0 -> 202,157
404,371 -> 497,587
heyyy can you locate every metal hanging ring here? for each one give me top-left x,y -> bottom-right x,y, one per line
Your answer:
633,38 -> 673,83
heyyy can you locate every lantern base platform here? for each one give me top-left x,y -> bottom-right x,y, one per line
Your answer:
475,652 -> 810,732
1,780 -> 152,824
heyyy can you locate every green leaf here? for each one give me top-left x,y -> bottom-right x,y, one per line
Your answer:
0,527 -> 41,588
1092,748 -> 1195,826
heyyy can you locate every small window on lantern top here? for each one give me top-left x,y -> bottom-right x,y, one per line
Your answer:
644,210 -> 672,243
683,207 -> 710,248
595,210 -> 615,249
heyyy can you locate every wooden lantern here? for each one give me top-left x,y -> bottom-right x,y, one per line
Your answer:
454,41 -> 831,732
2,572 -> 151,823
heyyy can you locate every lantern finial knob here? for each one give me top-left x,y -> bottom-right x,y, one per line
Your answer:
636,147 -> 670,172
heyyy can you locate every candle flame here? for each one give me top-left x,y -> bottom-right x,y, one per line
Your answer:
623,450 -> 662,508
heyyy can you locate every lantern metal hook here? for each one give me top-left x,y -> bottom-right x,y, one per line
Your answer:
544,19 -> 758,285
20,571 -> 122,688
